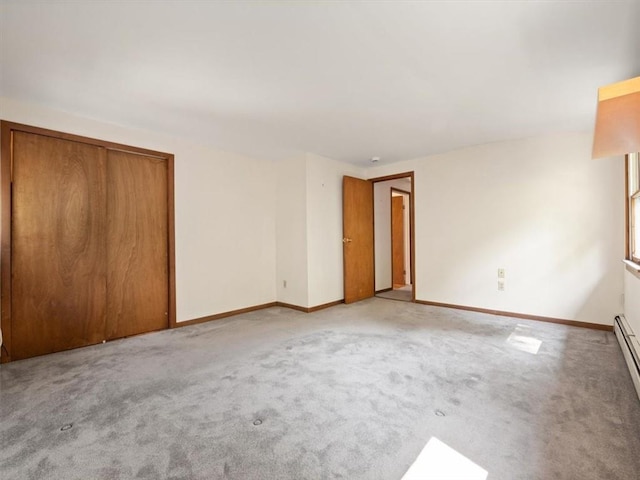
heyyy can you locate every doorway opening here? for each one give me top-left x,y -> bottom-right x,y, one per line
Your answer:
372,173 -> 414,303
341,171 -> 415,304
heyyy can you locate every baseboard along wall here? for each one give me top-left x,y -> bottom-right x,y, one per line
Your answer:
175,299 -> 345,328
415,300 -> 613,332
174,298 -> 612,332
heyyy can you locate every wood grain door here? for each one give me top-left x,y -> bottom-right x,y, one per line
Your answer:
11,132 -> 108,360
392,195 -> 405,287
106,150 -> 168,339
343,176 -> 374,303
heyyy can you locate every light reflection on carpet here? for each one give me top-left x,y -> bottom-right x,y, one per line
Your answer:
507,324 -> 543,354
402,437 -> 488,480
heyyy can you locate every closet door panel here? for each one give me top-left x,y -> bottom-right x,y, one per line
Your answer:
11,132 -> 107,359
106,150 -> 168,339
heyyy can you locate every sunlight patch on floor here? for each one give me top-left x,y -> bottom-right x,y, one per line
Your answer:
507,324 -> 542,354
402,437 -> 488,480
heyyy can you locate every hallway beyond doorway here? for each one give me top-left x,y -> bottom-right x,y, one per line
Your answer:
376,285 -> 412,302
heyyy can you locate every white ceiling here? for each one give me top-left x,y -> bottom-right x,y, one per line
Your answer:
1,1 -> 639,166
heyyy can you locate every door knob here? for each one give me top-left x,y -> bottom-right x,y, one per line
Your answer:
342,237 -> 352,243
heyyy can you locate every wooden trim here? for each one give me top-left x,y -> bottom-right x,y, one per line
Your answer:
627,154 -> 640,264
171,299 -> 344,328
0,121 -> 176,363
389,188 -> 395,288
167,155 -> 177,329
390,187 -> 411,289
0,122 -> 172,159
307,299 -> 344,313
415,300 -> 613,332
173,299 -> 345,329
370,172 -> 416,302
276,302 -> 309,313
174,302 -> 278,328
276,299 -> 344,313
409,174 -> 415,299
1,122 -> 13,362
369,171 -> 414,183
371,179 -> 375,303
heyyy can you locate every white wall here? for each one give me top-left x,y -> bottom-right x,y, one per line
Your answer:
275,152 -> 363,308
374,179 -> 412,291
367,133 -> 624,325
0,99 -> 626,327
0,97 -> 277,322
624,269 -> 640,334
306,153 -> 364,307
275,155 -> 309,307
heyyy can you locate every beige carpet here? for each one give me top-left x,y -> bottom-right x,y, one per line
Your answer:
2,299 -> 639,479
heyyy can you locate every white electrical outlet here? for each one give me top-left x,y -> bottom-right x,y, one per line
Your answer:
498,280 -> 505,291
283,280 -> 287,288
498,268 -> 505,278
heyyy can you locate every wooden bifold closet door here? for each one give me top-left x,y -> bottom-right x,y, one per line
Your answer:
11,133 -> 108,359
106,150 -> 168,340
5,126 -> 172,361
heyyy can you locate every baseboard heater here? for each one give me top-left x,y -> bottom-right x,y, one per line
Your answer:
614,315 -> 640,401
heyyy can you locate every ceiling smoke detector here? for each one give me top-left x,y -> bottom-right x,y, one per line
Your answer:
371,156 -> 380,163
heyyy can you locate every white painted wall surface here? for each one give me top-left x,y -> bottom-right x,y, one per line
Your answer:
306,153 -> 363,307
0,97 -> 277,322
0,99 -> 626,328
374,182 -> 392,291
624,269 -> 640,334
276,156 -> 309,307
367,133 -> 624,325
374,179 -> 412,291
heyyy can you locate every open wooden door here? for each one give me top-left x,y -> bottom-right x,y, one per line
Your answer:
343,176 -> 374,303
392,195 -> 405,287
